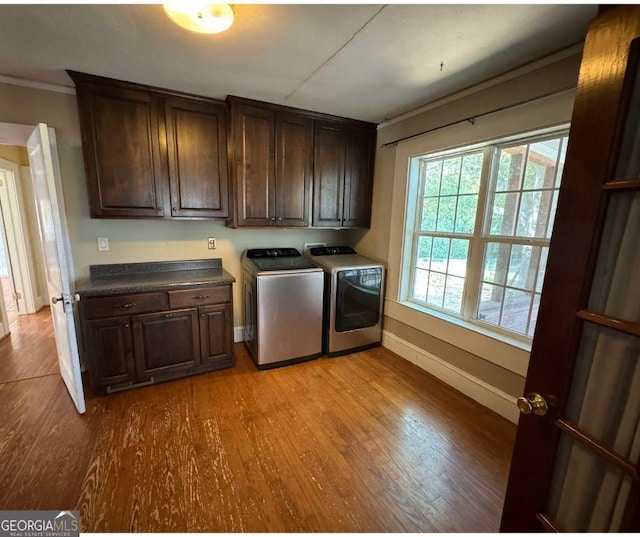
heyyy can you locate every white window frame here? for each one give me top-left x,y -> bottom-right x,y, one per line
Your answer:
402,126 -> 570,345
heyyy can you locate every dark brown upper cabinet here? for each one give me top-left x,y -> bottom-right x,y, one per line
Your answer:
68,71 -> 229,220
228,97 -> 313,227
228,96 -> 375,229
165,97 -> 229,218
313,121 -> 376,228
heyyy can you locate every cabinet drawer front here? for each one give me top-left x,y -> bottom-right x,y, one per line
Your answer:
84,292 -> 168,319
168,285 -> 230,309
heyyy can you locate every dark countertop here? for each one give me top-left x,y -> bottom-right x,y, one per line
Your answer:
76,259 -> 236,297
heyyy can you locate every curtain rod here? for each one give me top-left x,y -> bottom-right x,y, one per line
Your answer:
380,86 -> 576,148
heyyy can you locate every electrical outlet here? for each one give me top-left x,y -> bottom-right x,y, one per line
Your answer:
207,237 -> 217,250
97,237 -> 110,252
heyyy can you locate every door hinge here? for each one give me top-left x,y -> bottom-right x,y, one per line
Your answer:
13,292 -> 21,300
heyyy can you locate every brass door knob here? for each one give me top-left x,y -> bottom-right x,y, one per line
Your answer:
517,393 -> 548,416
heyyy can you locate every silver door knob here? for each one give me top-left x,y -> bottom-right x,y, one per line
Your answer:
51,296 -> 63,305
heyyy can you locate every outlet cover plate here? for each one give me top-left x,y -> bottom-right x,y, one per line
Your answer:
208,237 -> 217,249
97,237 -> 109,251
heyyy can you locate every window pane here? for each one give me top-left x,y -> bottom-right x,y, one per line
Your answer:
490,192 -> 519,235
483,242 -> 510,285
496,146 -> 525,191
424,161 -> 442,196
441,158 -> 461,195
478,283 -> 503,325
525,139 -> 561,190
449,239 -> 469,277
507,244 -> 540,291
536,247 -> 549,293
416,236 -> 432,269
421,197 -> 438,231
426,272 -> 445,308
444,275 -> 464,313
436,196 -> 456,232
555,138 -> 567,188
413,268 -> 428,301
454,194 -> 478,234
546,190 -> 560,238
431,237 -> 450,272
528,294 -> 541,337
516,190 -> 542,237
459,152 -> 483,194
501,288 -> 533,333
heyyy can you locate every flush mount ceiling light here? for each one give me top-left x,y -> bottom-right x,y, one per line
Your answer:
163,3 -> 235,34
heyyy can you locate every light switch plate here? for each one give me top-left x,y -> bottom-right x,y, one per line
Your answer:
207,237 -> 217,249
97,237 -> 110,251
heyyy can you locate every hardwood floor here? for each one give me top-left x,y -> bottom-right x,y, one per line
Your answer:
0,307 -> 58,383
0,313 -> 517,532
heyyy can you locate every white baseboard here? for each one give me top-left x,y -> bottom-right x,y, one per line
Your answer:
234,326 -> 243,343
382,330 -> 520,424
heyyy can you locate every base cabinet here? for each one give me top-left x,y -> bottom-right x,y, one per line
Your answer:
199,303 -> 234,364
81,284 -> 234,394
133,308 -> 201,376
85,316 -> 135,387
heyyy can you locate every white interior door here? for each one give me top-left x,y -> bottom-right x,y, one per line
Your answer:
27,123 -> 85,414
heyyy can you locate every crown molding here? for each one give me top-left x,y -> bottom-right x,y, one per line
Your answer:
0,74 -> 75,95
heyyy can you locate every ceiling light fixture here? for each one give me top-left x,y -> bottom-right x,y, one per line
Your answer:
163,3 -> 235,34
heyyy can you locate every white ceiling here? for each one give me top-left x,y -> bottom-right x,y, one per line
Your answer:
0,4 -> 597,123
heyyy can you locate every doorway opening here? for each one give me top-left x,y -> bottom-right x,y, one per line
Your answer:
0,212 -> 17,324
0,149 -> 47,338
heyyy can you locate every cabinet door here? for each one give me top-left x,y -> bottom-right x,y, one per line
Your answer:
231,103 -> 276,226
76,83 -> 167,218
276,113 -> 313,227
343,127 -> 375,228
199,303 -> 234,365
85,316 -> 135,388
132,308 -> 200,376
313,121 -> 346,227
165,97 -> 229,218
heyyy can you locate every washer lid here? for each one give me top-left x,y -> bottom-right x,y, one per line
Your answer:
250,256 -> 320,272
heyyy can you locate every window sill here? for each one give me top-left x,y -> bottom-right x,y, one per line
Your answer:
384,299 -> 530,377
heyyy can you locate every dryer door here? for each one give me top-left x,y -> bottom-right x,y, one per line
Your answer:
335,267 -> 383,332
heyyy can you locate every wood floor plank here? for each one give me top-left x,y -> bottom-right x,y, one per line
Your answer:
1,311 -> 517,532
0,308 -> 58,384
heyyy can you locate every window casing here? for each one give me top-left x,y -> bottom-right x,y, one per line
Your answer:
405,128 -> 569,341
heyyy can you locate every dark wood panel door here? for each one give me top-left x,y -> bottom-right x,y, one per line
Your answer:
132,308 -> 201,377
232,103 -> 276,226
85,316 -> 135,388
199,303 -> 234,365
275,112 -> 313,227
313,121 -> 346,227
75,83 -> 167,218
165,97 -> 229,218
501,6 -> 640,531
343,127 -> 375,228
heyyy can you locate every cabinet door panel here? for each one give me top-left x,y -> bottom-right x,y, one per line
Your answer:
133,308 -> 200,376
199,303 -> 234,364
85,316 -> 134,387
233,105 -> 276,226
313,121 -> 346,227
166,98 -> 229,218
344,128 -> 375,228
82,85 -> 166,217
276,113 -> 313,227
